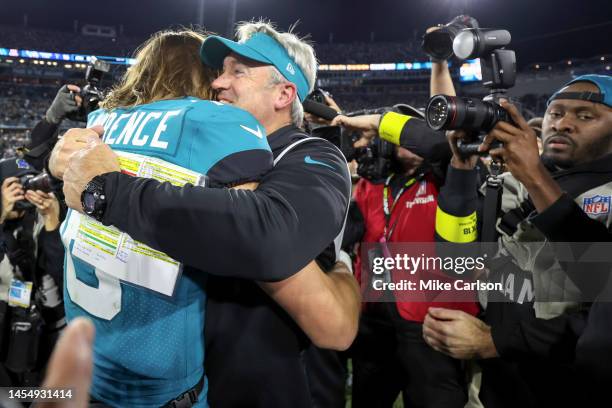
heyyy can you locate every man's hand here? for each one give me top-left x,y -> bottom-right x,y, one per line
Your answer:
39,317 -> 94,408
331,114 -> 381,133
49,126 -> 105,179
479,101 -> 563,212
0,177 -> 24,223
331,114 -> 381,146
232,182 -> 259,190
25,190 -> 61,231
63,138 -> 121,212
422,307 -> 498,360
479,101 -> 542,182
46,84 -> 83,125
447,130 -> 479,170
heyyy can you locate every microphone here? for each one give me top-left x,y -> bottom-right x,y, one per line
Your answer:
302,100 -> 339,121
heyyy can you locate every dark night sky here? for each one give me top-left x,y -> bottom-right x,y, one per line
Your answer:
1,0 -> 611,65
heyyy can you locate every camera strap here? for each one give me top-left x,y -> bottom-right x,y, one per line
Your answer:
1,214 -> 36,281
481,162 -> 504,253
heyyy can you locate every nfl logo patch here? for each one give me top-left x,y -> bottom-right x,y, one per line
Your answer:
583,195 -> 611,215
16,159 -> 30,169
416,181 -> 427,196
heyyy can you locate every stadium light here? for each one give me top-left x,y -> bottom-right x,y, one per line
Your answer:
198,0 -> 205,27
227,0 -> 238,37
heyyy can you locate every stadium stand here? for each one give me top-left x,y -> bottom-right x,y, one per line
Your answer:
0,25 -> 610,156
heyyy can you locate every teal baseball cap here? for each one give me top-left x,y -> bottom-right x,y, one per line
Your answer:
548,74 -> 612,108
201,32 -> 311,102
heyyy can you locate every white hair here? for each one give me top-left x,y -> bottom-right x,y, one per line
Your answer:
236,19 -> 317,127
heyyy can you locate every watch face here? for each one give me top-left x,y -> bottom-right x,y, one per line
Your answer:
83,192 -> 96,213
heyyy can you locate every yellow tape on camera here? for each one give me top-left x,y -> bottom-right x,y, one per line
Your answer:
435,207 -> 477,243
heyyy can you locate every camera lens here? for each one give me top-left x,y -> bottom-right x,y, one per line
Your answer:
426,95 -> 454,130
422,30 -> 455,61
22,173 -> 54,193
426,95 -> 508,132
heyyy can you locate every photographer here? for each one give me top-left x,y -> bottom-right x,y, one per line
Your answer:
25,85 -> 82,171
344,128 -> 479,407
0,157 -> 65,387
422,75 -> 612,407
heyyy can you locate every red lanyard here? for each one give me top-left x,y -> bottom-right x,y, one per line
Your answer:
381,173 -> 416,241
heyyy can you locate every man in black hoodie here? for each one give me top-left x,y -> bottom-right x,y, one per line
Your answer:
423,74 -> 612,407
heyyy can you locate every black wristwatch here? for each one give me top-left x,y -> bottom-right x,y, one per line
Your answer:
81,175 -> 107,221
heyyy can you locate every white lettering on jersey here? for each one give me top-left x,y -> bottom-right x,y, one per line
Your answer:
115,112 -> 146,145
240,124 -> 263,139
90,112 -> 108,128
98,109 -> 184,150
102,112 -> 117,133
62,211 -> 121,320
150,110 -> 181,149
105,113 -> 131,144
132,112 -> 162,146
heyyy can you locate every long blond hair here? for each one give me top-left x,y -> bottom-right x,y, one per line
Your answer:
100,29 -> 214,110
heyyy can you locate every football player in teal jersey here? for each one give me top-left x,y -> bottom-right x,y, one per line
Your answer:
59,30 -> 273,407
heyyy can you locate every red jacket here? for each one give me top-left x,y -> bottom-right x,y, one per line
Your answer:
353,174 -> 479,322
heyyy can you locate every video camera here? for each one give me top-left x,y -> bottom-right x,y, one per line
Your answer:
67,57 -> 111,122
304,100 -> 399,181
303,94 -> 437,181
424,23 -> 517,156
352,136 -> 396,182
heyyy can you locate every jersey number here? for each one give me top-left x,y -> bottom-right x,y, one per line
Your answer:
65,241 -> 122,320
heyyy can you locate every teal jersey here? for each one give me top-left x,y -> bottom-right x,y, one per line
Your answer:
60,98 -> 272,407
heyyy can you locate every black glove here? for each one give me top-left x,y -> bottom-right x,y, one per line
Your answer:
45,85 -> 80,125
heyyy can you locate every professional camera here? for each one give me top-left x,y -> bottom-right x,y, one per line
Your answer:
309,106 -> 397,181
67,57 -> 111,122
15,172 -> 59,211
19,172 -> 56,194
422,15 -> 479,61
425,28 -> 516,155
353,137 -> 396,181
0,157 -> 60,211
